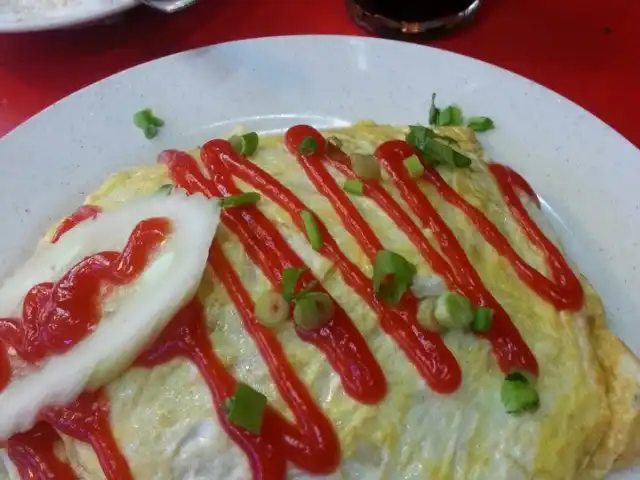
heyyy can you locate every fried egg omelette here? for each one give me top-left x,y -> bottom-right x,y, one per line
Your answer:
0,122 -> 639,480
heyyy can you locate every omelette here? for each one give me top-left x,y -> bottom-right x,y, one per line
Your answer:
0,120 -> 639,480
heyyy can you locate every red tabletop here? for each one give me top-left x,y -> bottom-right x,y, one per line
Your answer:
0,0 -> 638,147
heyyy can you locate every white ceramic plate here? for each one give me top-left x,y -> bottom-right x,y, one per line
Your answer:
0,0 -> 136,33
0,35 -> 638,477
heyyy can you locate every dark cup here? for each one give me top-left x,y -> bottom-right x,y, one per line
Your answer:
346,0 -> 482,40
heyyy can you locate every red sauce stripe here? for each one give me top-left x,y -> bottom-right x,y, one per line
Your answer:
6,422 -> 76,480
488,164 -> 583,309
1,218 -> 171,363
50,205 -> 102,244
373,138 -> 538,375
42,390 -> 133,480
134,253 -> 342,477
4,216 -> 169,480
2,125 -> 575,480
213,139 -> 462,394
327,144 -> 581,310
0,345 -> 9,392
160,147 -> 386,404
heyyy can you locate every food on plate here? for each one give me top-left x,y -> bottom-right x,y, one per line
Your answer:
0,118 -> 639,480
133,108 -> 165,140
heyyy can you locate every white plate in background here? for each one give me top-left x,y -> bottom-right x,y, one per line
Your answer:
0,35 -> 638,477
0,0 -> 135,32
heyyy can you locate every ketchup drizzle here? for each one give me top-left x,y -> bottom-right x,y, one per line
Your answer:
134,252 -> 342,477
42,390 -> 133,480
50,205 -> 102,244
488,164 -> 583,310
160,146 -> 386,404
1,218 -> 170,364
2,216 -> 170,480
0,346 -> 9,393
6,422 -> 76,480
374,139 -> 538,375
1,124 -> 582,480
219,134 -> 462,393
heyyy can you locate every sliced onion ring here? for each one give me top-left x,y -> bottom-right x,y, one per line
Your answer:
0,191 -> 220,439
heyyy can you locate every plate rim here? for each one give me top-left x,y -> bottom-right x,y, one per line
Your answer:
2,34 -> 636,151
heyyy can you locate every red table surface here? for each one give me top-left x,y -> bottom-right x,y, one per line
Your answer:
0,0 -> 638,147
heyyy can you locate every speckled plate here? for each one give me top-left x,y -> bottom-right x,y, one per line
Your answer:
0,35 -> 638,476
0,0 -> 136,33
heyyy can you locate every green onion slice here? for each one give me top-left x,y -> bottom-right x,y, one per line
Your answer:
219,192 -> 261,208
155,184 -> 174,196
298,136 -> 319,156
373,250 -> 418,305
343,179 -> 364,195
421,138 -> 472,168
429,93 -> 440,126
438,105 -> 464,127
471,307 -> 494,332
133,108 -> 164,139
467,116 -> 495,132
148,116 -> 164,127
403,154 -> 425,178
229,132 -> 260,156
326,136 -> 343,148
434,292 -> 473,330
406,125 -> 459,150
300,210 -> 323,251
281,267 -> 319,302
438,107 -> 451,126
225,383 -> 268,434
133,108 -> 152,128
254,291 -> 289,327
281,267 -> 304,301
501,372 -> 540,415
144,124 -> 159,139
293,292 -> 334,330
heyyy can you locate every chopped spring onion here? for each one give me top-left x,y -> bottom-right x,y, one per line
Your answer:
219,192 -> 261,208
421,138 -> 472,168
254,291 -> 289,327
293,292 -> 334,330
229,132 -> 260,156
501,372 -> 540,415
410,274 -> 446,299
434,292 -> 473,330
326,136 -> 343,148
280,267 -> 317,302
351,153 -> 381,180
404,154 -> 425,178
406,125 -> 471,168
155,184 -> 174,196
281,267 -> 305,302
373,250 -> 417,305
416,298 -> 442,332
294,281 -> 318,300
225,383 -> 268,434
471,307 -> 494,332
133,108 -> 164,139
298,136 -> 319,155
438,105 -> 464,127
407,125 -> 459,147
300,210 -> 323,251
343,179 -> 364,196
467,116 -> 495,132
428,93 -> 440,126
